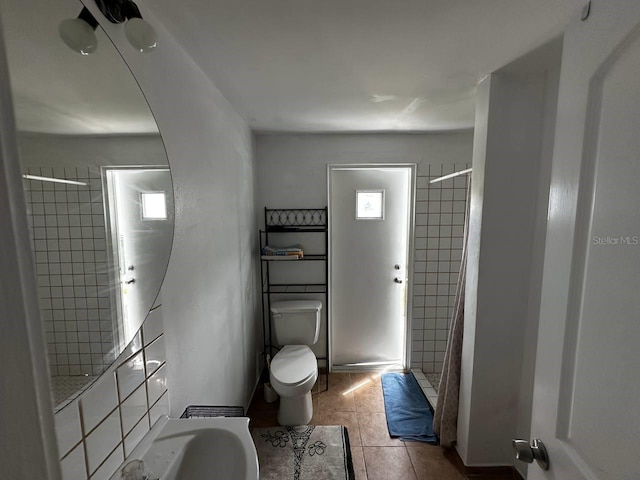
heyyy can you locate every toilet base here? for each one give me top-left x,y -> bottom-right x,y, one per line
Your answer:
277,391 -> 313,426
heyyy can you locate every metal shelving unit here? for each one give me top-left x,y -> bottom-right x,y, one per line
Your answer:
260,207 -> 329,391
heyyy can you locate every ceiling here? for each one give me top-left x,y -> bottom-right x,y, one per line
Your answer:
0,0 -> 586,134
144,0 -> 586,133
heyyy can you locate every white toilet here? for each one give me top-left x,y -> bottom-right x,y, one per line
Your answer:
269,300 -> 322,426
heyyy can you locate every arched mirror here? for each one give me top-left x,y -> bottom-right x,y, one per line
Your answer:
0,0 -> 173,410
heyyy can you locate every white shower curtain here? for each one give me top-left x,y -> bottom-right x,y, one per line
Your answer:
433,182 -> 470,448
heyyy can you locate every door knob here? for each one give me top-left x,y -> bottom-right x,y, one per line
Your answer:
512,438 -> 549,470
124,278 -> 136,285
394,277 -> 403,284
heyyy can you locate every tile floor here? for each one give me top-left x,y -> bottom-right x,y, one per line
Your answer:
247,371 -> 518,480
52,374 -> 97,410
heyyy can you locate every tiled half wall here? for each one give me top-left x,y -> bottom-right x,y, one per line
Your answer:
55,307 -> 168,480
410,164 -> 470,374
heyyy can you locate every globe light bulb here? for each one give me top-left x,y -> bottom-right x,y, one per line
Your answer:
59,17 -> 98,55
124,17 -> 157,52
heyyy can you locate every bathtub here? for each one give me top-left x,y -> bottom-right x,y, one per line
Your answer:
113,416 -> 259,480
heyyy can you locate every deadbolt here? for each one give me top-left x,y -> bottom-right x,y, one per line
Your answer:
394,264 -> 400,270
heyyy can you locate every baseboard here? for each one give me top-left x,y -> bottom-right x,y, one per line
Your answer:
447,448 -> 525,479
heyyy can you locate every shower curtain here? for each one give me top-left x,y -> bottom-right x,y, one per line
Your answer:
433,182 -> 470,448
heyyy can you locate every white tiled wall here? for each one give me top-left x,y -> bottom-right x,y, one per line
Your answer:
23,166 -> 114,377
411,164 -> 469,374
55,307 -> 168,480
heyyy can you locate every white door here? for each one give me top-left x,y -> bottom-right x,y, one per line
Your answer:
528,1 -> 640,479
105,167 -> 173,346
329,165 -> 414,369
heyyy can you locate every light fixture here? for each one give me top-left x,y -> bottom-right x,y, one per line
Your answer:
95,0 -> 157,52
22,174 -> 88,186
59,7 -> 99,55
59,0 -> 157,55
429,168 -> 473,184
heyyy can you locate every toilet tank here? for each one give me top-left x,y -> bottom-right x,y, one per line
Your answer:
270,300 -> 322,345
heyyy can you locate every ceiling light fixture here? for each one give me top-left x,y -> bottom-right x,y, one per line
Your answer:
22,174 -> 88,186
59,0 -> 157,55
429,168 -> 473,184
59,7 -> 99,55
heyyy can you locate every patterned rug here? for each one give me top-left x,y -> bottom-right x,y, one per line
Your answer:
251,425 -> 354,480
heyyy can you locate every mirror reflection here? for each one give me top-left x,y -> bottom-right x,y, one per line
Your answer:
0,0 -> 174,409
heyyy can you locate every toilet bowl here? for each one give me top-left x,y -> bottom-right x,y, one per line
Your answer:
270,345 -> 318,425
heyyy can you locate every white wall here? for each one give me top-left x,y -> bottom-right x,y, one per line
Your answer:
256,132 -> 474,363
256,133 -> 473,209
457,41 -> 561,468
513,60 -> 560,479
86,2 -> 261,418
17,132 -> 166,167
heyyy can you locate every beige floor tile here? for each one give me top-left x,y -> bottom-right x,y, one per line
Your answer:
248,409 -> 279,428
330,372 -> 355,387
405,443 -> 465,480
315,410 -> 362,446
247,386 -> 280,428
363,446 -> 417,480
316,387 -> 356,413
354,385 -> 385,413
350,446 -> 368,479
349,371 -> 383,388
248,384 -> 280,413
358,412 -> 403,447
315,372 -> 356,393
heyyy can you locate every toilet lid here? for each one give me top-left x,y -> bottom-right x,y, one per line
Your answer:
270,345 -> 317,385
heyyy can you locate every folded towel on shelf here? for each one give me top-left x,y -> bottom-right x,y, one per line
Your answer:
261,244 -> 304,258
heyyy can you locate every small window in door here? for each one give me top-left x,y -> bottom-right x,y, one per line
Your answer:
356,190 -> 384,220
141,192 -> 167,220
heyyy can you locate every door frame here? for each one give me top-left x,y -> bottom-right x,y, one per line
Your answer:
327,163 -> 417,372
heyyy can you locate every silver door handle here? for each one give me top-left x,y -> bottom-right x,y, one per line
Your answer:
394,277 -> 403,284
512,438 -> 549,470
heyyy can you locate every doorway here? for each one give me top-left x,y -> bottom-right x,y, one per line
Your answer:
328,164 -> 415,371
103,166 -> 173,350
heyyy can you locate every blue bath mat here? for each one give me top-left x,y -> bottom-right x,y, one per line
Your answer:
381,372 -> 437,444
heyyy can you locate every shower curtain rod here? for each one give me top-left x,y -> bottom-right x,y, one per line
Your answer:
429,168 -> 472,184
